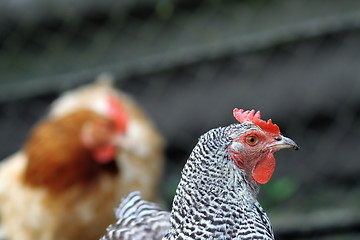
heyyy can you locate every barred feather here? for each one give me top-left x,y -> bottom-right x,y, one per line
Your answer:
101,192 -> 170,240
115,191 -> 164,219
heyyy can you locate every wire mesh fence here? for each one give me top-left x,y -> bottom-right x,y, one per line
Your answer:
1,0 -> 360,239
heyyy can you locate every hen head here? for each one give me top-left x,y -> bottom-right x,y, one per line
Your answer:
81,95 -> 128,164
229,109 -> 298,185
48,79 -> 131,165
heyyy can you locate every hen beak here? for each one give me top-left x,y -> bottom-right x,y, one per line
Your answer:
269,136 -> 299,151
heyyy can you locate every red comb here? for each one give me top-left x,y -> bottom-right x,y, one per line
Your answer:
107,95 -> 128,132
233,108 -> 280,135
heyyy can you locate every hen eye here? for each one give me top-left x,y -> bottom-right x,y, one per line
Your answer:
246,135 -> 258,146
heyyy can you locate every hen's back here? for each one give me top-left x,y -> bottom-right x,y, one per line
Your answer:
101,191 -> 171,240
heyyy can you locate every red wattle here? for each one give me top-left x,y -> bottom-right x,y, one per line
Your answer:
93,146 -> 116,164
252,154 -> 276,184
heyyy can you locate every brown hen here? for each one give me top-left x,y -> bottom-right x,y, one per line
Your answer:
0,77 -> 164,240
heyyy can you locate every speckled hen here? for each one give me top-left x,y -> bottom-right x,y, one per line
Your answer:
101,109 -> 298,240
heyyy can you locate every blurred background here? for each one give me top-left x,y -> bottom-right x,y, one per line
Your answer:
1,0 -> 360,239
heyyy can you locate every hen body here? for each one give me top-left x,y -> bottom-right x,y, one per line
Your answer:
0,78 -> 164,240
101,109 -> 298,240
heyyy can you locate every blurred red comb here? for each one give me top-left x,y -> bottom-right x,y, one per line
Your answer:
107,95 -> 128,132
233,108 -> 280,135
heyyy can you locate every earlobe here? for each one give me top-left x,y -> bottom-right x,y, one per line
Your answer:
230,141 -> 243,152
229,142 -> 246,170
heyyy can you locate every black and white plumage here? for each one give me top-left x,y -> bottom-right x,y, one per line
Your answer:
101,191 -> 171,240
101,109 -> 298,240
165,125 -> 273,240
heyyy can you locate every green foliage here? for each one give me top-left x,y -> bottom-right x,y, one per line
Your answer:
155,1 -> 174,20
162,172 -> 181,208
261,177 -> 298,209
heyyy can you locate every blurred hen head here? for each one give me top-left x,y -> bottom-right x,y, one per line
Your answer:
49,77 -> 130,164
81,95 -> 128,164
229,109 -> 298,185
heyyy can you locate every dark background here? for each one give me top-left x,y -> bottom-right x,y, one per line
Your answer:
1,0 -> 360,239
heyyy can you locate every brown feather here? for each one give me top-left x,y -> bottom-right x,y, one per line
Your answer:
23,110 -> 118,193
